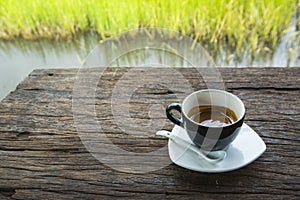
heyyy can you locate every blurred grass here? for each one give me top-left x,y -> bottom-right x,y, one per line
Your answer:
0,0 -> 297,52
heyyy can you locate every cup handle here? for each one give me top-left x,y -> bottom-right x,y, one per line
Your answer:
166,103 -> 183,127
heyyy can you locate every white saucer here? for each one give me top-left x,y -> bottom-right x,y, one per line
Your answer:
168,123 -> 266,173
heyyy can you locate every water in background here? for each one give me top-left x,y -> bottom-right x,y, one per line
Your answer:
0,23 -> 299,100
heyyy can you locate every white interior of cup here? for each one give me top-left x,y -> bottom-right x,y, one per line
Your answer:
182,89 -> 245,123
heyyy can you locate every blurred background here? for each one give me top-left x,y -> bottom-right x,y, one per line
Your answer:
0,0 -> 299,100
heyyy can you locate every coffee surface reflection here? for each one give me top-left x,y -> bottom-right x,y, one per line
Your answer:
188,105 -> 238,127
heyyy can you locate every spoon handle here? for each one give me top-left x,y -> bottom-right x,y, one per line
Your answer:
156,130 -> 226,164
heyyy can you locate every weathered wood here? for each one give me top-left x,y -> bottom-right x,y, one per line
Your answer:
0,67 -> 299,199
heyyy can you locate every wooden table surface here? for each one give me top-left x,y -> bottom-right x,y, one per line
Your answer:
0,67 -> 299,199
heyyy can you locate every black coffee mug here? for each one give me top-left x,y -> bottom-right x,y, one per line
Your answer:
166,89 -> 245,151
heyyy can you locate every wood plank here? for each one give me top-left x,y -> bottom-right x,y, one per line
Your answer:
0,67 -> 299,199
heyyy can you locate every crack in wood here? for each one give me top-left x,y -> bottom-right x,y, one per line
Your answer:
0,187 -> 16,198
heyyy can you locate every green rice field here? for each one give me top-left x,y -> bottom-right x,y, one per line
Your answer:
0,0 -> 298,51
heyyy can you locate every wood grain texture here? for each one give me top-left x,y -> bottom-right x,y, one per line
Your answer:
0,67 -> 299,199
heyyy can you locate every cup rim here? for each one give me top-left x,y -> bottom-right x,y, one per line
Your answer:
181,89 -> 245,128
